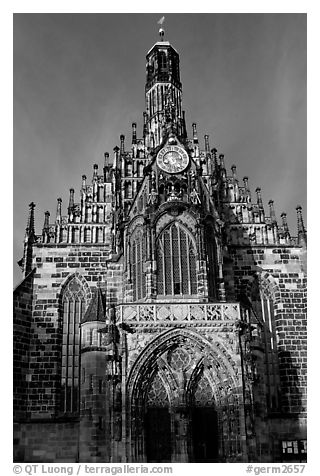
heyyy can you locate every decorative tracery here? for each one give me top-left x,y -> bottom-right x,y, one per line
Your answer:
156,222 -> 197,296
146,373 -> 169,408
193,372 -> 215,407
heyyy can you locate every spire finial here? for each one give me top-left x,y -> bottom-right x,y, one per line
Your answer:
255,187 -> 263,209
21,202 -> 36,275
268,199 -> 277,225
158,16 -> 165,41
26,202 -> 36,236
56,198 -> 62,224
296,205 -> 307,245
280,212 -> 291,240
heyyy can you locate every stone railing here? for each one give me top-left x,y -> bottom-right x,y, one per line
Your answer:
117,302 -> 240,323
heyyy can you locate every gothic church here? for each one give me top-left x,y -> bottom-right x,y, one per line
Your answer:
13,28 -> 307,463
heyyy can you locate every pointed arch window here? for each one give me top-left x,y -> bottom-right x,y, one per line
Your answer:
61,276 -> 86,414
157,222 -> 197,296
251,281 -> 280,411
130,228 -> 146,301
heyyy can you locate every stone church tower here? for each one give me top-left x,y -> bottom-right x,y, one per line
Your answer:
14,29 -> 307,463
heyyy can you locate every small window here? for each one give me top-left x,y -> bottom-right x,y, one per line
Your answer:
281,440 -> 307,460
174,283 -> 181,295
159,51 -> 167,70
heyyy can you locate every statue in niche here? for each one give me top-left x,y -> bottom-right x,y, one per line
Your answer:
148,171 -> 158,205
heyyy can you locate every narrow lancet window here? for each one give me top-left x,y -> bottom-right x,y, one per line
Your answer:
61,276 -> 86,413
130,228 -> 146,301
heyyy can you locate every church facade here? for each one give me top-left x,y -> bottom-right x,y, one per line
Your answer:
13,33 -> 307,463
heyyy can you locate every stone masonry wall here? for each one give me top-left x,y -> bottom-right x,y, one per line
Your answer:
223,245 -> 307,417
13,270 -> 35,419
27,243 -> 123,417
13,421 -> 79,462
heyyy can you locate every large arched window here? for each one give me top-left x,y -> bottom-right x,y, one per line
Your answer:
130,228 -> 146,301
250,278 -> 280,411
61,276 -> 86,414
157,222 -> 197,296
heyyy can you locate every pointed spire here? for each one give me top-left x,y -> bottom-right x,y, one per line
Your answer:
243,177 -> 249,191
219,154 -> 225,170
56,198 -> 62,224
280,212 -> 291,239
82,174 -> 87,189
113,146 -> 119,169
93,163 -> 98,181
132,123 -> 137,144
26,201 -> 36,238
21,202 -> 36,276
255,188 -> 265,221
103,153 -> 112,182
192,123 -> 198,144
158,16 -> 165,41
255,188 -> 263,209
42,211 -> 50,243
43,210 -> 50,230
268,199 -> 277,225
231,165 -> 237,181
68,188 -> 74,210
204,135 -> 210,155
103,153 -> 110,181
296,205 -> 307,245
82,286 -> 106,323
120,134 -> 125,155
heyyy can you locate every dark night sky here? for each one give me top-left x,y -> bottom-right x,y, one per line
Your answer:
13,13 -> 306,286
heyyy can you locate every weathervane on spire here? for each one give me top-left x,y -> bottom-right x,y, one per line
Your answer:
158,16 -> 165,41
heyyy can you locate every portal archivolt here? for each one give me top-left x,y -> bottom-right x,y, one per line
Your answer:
127,328 -> 243,462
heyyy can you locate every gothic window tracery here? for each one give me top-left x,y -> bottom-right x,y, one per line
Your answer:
61,276 -> 86,413
193,372 -> 215,407
130,228 -> 146,301
146,373 -> 169,408
250,278 -> 280,411
157,222 -> 197,296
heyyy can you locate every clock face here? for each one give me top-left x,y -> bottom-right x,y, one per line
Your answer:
157,145 -> 189,173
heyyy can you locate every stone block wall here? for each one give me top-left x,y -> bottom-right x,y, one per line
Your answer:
79,343 -> 108,461
13,235 -> 307,463
24,243 -> 123,417
13,420 -> 79,462
13,270 -> 35,419
223,244 -> 307,426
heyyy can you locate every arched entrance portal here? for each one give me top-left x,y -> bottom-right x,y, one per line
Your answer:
189,368 -> 219,462
127,328 -> 243,463
145,372 -> 172,462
